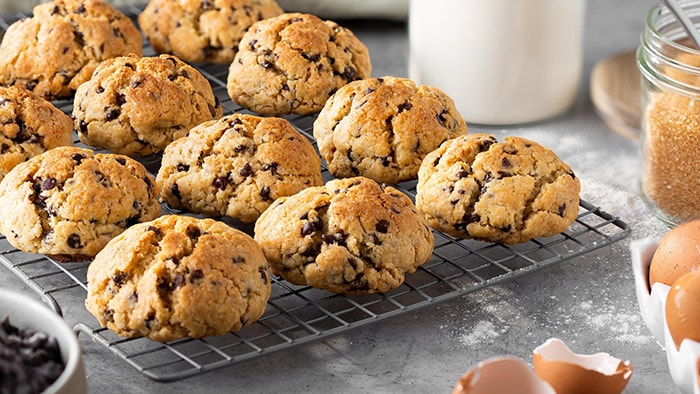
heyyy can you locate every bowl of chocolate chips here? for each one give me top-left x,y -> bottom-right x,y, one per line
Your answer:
0,288 -> 86,394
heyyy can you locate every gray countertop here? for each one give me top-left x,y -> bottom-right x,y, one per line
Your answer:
0,0 -> 681,392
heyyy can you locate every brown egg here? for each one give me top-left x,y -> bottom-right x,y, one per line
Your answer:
532,338 -> 632,394
649,220 -> 700,287
666,270 -> 700,349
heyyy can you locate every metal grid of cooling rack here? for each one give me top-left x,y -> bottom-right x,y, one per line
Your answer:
0,6 -> 631,382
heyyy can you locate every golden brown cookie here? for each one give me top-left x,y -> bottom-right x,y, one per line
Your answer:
85,215 -> 271,342
157,113 -> 323,223
0,146 -> 161,261
0,0 -> 143,100
254,176 -> 434,295
73,54 -> 223,157
226,12 -> 372,116
0,86 -> 73,182
313,76 -> 467,184
138,0 -> 284,64
416,134 -> 580,244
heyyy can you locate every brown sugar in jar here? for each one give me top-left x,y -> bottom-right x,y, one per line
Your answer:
638,2 -> 700,224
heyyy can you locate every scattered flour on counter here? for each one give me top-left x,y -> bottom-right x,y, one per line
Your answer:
459,320 -> 501,347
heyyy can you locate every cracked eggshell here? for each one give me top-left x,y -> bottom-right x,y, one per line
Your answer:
452,356 -> 555,394
532,338 -> 632,394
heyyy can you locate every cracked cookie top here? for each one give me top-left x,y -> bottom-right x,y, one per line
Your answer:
138,0 -> 284,64
73,53 -> 223,157
226,12 -> 372,116
86,215 -> 271,342
0,146 -> 161,260
0,86 -> 74,182
313,76 -> 468,184
416,134 -> 580,244
254,176 -> 434,295
0,0 -> 143,100
156,113 -> 323,223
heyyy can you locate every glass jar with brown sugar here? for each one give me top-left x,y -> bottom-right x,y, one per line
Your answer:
637,0 -> 700,225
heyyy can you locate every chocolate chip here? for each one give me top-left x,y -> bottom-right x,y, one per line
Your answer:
248,39 -> 258,50
301,222 -> 315,236
259,267 -> 268,282
0,143 -> 8,153
75,4 -> 85,13
456,169 -> 469,178
115,157 -> 126,165
189,269 -> 204,283
239,163 -> 253,177
558,204 -> 567,217
116,94 -> 126,106
301,245 -> 319,257
105,108 -> 120,121
343,66 -> 358,81
186,225 -> 201,240
261,60 -> 273,69
262,162 -> 278,175
51,5 -> 60,14
113,27 -> 124,39
78,121 -> 88,135
470,214 -> 481,223
212,176 -> 228,190
172,274 -> 185,288
146,226 -> 161,235
96,86 -> 104,94
112,272 -> 127,285
66,234 -> 82,249
397,102 -> 412,113
233,256 -> 245,264
282,83 -> 290,91
71,153 -> 85,164
176,163 -> 190,172
436,110 -> 448,126
302,52 -> 321,62
260,186 -> 271,201
322,231 -> 347,246
73,31 -> 85,46
41,178 -> 57,191
375,220 -> 390,233
171,183 -> 181,199
499,225 -> 512,232
502,157 -> 512,167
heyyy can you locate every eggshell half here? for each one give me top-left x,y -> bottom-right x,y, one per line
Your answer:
631,238 -> 668,341
532,338 -> 632,394
452,356 -> 555,394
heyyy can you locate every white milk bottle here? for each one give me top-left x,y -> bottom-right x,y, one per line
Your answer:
409,0 -> 586,126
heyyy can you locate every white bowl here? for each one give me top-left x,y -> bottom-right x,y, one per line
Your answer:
0,288 -> 87,394
631,239 -> 700,394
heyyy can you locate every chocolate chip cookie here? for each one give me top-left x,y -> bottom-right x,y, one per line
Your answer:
157,113 -> 323,223
226,12 -> 372,116
0,0 -> 143,100
138,0 -> 284,64
0,146 -> 161,261
0,86 -> 73,182
313,76 -> 467,184
73,53 -> 223,157
254,176 -> 434,295
85,215 -> 271,342
415,134 -> 580,245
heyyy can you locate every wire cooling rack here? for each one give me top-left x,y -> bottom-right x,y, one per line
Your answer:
0,5 -> 631,382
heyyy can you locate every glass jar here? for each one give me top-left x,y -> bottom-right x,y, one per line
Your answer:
408,0 -> 586,126
638,0 -> 700,225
